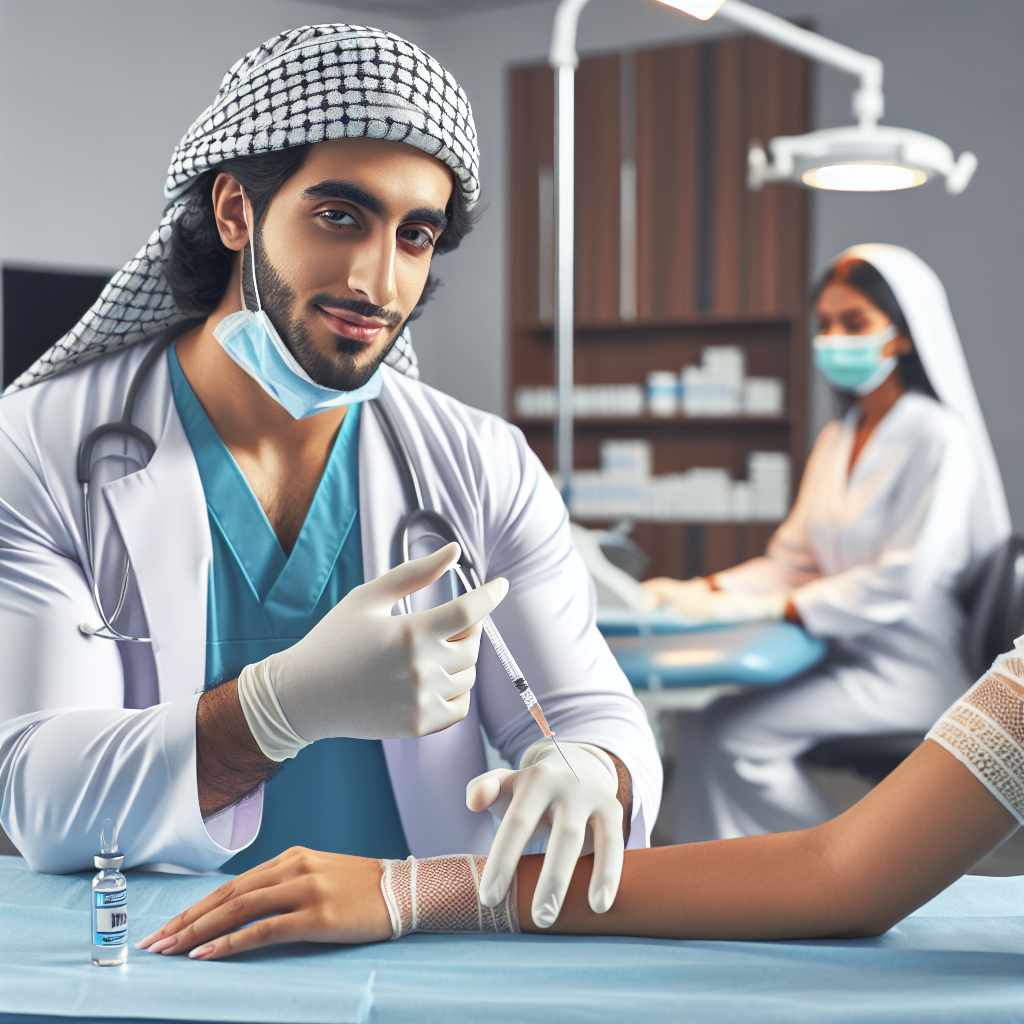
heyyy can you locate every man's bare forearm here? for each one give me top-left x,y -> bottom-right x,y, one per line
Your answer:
196,681 -> 279,818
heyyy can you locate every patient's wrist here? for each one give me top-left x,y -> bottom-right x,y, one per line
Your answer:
378,855 -> 520,939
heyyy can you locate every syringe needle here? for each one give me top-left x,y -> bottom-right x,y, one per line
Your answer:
451,564 -> 579,782
524,701 -> 578,780
550,737 -> 579,780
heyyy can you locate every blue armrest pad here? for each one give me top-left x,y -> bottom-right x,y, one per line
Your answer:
597,615 -> 828,688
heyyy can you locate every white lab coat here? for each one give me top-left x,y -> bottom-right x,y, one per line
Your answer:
0,342 -> 661,872
672,393 -> 999,841
721,393 -> 985,699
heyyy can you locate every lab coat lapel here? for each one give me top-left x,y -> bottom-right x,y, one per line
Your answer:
103,398 -> 210,703
360,381 -> 494,856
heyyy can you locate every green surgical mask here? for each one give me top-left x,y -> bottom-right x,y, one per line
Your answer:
813,324 -> 899,395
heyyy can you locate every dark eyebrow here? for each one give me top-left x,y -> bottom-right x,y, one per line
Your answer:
301,180 -> 385,216
404,207 -> 449,233
301,180 -> 448,234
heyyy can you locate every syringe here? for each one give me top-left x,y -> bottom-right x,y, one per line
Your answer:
451,564 -> 578,780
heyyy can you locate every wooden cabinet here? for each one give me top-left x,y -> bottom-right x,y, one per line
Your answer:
508,36 -> 811,579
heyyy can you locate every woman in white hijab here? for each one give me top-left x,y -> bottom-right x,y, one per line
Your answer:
643,244 -> 1011,841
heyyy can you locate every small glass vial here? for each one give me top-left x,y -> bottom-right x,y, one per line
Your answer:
91,819 -> 127,966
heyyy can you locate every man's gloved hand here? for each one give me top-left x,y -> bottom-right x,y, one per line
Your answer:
641,575 -> 713,611
237,543 -> 508,758
466,740 -> 624,929
670,590 -> 788,627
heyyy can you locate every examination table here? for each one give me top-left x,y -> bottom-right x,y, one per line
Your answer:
597,612 -> 828,745
2,855 -> 1022,1024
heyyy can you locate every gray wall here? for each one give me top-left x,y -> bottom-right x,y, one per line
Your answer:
2,0 -> 1021,521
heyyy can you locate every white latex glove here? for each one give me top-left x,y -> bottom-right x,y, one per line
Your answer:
238,544 -> 508,756
641,575 -> 713,611
672,590 -> 788,627
466,740 -> 624,929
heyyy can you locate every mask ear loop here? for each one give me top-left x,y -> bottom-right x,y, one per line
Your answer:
238,185 -> 264,314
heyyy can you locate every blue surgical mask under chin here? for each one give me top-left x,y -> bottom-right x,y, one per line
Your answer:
214,307 -> 383,420
812,324 -> 899,396
213,198 -> 385,420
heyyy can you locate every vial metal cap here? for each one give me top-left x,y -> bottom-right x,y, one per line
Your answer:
94,853 -> 124,869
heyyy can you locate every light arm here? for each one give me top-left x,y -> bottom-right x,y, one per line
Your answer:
716,1 -> 883,126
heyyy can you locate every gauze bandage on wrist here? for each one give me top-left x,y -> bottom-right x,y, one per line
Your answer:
927,641 -> 1024,823
378,855 -> 520,939
236,661 -> 309,762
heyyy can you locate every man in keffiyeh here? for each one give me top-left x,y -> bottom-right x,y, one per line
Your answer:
0,26 -> 661,940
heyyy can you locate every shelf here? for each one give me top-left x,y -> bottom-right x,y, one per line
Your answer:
571,517 -> 783,526
515,313 -> 796,334
514,415 -> 791,428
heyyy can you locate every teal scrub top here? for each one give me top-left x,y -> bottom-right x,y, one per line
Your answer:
167,346 -> 409,872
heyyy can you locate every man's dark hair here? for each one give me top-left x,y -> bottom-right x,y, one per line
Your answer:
812,257 -> 936,398
163,144 -> 475,319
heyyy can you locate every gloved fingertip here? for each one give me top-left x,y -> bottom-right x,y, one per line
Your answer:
532,891 -> 561,929
589,883 -> 614,915
465,773 -> 501,812
478,879 -> 508,908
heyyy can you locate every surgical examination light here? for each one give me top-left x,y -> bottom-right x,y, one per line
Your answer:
652,0 -> 978,195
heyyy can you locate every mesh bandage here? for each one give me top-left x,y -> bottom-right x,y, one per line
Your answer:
378,855 -> 520,939
927,647 -> 1024,823
5,24 -> 480,394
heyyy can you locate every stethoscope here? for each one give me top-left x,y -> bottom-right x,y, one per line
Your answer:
77,325 -> 190,642
370,397 -> 486,610
77,328 -> 482,641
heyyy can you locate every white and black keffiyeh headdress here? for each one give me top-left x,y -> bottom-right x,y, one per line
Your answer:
6,24 -> 479,393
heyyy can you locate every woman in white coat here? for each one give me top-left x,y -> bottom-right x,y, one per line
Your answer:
644,244 -> 1010,841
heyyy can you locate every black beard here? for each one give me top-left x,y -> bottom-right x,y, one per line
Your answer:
243,242 -> 403,392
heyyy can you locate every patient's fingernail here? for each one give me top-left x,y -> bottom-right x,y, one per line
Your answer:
189,944 -> 214,960
592,884 -> 612,914
149,935 -> 178,954
136,930 -> 161,950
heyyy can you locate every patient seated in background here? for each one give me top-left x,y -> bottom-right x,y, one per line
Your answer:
642,245 -> 1009,842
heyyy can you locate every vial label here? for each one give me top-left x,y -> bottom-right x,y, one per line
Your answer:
93,890 -> 128,946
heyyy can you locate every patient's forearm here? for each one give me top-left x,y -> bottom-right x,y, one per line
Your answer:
517,835 -> 849,940
519,741 -> 1018,940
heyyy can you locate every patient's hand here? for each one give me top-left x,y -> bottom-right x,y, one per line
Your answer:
640,576 -> 713,610
136,847 -> 392,959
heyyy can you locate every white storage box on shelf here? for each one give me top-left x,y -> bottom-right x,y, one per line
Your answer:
680,345 -> 745,416
646,371 -> 679,417
748,450 -> 791,520
600,438 -> 653,478
567,441 -> 792,525
515,384 -> 644,419
743,377 -> 785,416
